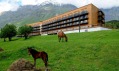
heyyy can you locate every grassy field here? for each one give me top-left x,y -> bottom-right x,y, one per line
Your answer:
0,30 -> 119,71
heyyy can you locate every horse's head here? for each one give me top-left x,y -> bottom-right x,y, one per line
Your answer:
27,47 -> 32,55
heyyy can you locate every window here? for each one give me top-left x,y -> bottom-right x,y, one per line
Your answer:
77,22 -> 79,24
80,16 -> 83,19
81,21 -> 83,23
76,17 -> 79,20
64,21 -> 66,23
70,19 -> 72,22
84,15 -> 88,18
84,20 -> 88,23
67,20 -> 70,22
70,23 -> 72,26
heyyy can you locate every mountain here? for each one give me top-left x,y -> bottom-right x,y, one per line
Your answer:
102,7 -> 119,21
0,3 -> 77,28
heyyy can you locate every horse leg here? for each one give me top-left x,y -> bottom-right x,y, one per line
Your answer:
41,57 -> 48,67
59,37 -> 61,42
44,60 -> 48,71
64,35 -> 67,42
65,37 -> 67,42
43,59 -> 47,67
34,59 -> 36,67
62,38 -> 64,42
45,61 -> 47,67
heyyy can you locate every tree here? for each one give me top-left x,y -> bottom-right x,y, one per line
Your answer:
0,24 -> 17,41
0,28 -> 7,42
18,25 -> 33,39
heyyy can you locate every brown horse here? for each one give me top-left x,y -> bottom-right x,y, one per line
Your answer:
27,47 -> 48,68
57,30 -> 68,42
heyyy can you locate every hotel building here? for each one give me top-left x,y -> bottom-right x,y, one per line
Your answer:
28,4 -> 105,35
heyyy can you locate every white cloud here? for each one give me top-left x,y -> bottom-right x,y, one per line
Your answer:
1,0 -> 119,13
0,2 -> 11,12
0,0 -> 19,13
53,0 -> 119,9
20,0 -> 48,5
0,2 -> 18,12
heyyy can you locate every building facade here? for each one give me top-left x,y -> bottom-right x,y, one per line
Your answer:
28,4 -> 105,35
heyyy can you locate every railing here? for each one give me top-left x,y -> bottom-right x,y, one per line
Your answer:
80,10 -> 88,16
98,10 -> 104,15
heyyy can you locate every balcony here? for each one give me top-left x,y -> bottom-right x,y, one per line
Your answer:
73,17 -> 80,22
98,16 -> 105,21
32,26 -> 40,28
80,10 -> 88,16
83,20 -> 88,24
73,22 -> 80,26
41,29 -> 48,32
57,18 -> 62,22
32,30 -> 40,33
42,25 -> 49,29
74,12 -> 80,17
62,16 -> 68,21
98,10 -> 104,15
80,20 -> 88,24
68,14 -> 74,19
80,15 -> 88,21
42,22 -> 51,26
33,28 -> 40,30
98,19 -> 105,23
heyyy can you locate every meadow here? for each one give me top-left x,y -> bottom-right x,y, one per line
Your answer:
0,30 -> 119,71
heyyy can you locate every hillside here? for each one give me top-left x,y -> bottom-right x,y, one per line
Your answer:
0,30 -> 119,71
0,3 -> 76,28
105,20 -> 119,29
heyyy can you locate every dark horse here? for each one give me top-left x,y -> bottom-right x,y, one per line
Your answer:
57,30 -> 68,42
27,47 -> 48,67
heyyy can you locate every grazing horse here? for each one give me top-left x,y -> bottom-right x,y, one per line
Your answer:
27,47 -> 48,68
57,30 -> 68,42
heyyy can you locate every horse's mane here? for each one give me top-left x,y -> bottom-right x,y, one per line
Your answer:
29,48 -> 39,55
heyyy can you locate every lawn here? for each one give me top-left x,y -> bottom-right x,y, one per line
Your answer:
0,30 -> 119,71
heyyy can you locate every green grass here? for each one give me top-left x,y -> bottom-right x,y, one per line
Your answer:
0,30 -> 119,71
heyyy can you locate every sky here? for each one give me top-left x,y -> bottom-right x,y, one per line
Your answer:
0,0 -> 119,13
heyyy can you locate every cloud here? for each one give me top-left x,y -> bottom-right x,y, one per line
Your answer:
20,0 -> 48,5
0,0 -> 19,12
53,0 -> 119,9
1,0 -> 119,13
0,2 -> 18,12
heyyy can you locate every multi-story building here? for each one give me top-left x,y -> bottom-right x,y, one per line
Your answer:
28,22 -> 42,35
28,3 -> 105,35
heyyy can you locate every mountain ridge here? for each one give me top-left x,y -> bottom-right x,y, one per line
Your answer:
0,3 -> 77,28
0,3 -> 119,28
101,7 -> 119,21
